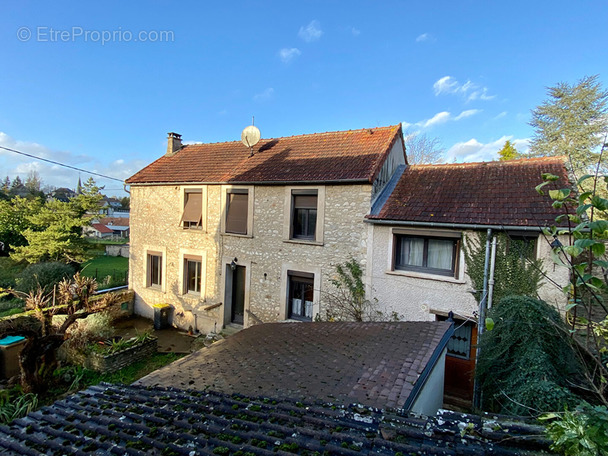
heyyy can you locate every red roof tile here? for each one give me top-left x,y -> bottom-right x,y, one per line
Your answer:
91,223 -> 113,233
99,217 -> 129,227
368,157 -> 570,227
126,125 -> 403,184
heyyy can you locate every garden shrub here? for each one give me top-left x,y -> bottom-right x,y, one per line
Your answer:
15,262 -> 75,294
476,295 -> 582,415
63,312 -> 114,355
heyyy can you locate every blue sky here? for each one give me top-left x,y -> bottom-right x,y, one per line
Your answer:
1,1 -> 607,196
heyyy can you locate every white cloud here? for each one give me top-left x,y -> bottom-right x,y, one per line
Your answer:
299,20 -> 323,42
351,27 -> 361,36
445,136 -> 530,162
0,132 -> 141,195
493,111 -> 507,120
403,109 -> 481,131
422,111 -> 451,128
433,75 -> 495,102
416,33 -> 434,43
278,47 -> 301,63
454,109 -> 482,121
253,88 -> 274,102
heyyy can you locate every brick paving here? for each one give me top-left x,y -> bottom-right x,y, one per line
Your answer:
137,321 -> 452,410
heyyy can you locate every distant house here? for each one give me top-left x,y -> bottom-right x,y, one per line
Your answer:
47,187 -> 76,202
85,223 -> 114,238
99,217 -> 130,238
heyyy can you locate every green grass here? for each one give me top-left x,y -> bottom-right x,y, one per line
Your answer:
0,257 -> 26,288
81,256 -> 128,289
86,238 -> 129,245
80,353 -> 183,386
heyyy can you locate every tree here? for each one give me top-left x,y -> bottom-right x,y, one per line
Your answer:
0,274 -> 120,393
9,176 -> 25,197
497,140 -> 520,161
529,75 -> 608,175
24,171 -> 43,199
0,197 -> 43,255
9,177 -> 102,264
120,196 -> 130,210
404,132 -> 444,164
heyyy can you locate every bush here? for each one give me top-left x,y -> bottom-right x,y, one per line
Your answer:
541,402 -> 608,456
63,312 -> 114,355
476,295 -> 582,415
15,262 -> 75,294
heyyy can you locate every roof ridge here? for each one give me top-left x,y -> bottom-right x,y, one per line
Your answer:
410,156 -> 566,169
181,124 -> 401,148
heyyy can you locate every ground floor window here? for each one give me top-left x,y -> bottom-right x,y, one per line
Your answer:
394,234 -> 458,277
288,271 -> 314,321
184,256 -> 202,294
146,252 -> 162,288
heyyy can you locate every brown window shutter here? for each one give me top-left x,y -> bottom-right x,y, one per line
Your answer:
181,192 -> 202,225
293,195 -> 317,209
226,192 -> 248,234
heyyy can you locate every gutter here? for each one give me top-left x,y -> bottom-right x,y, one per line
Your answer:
402,323 -> 455,411
364,219 -> 554,232
126,179 -> 371,187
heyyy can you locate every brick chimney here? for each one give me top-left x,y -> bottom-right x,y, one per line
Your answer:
166,132 -> 182,156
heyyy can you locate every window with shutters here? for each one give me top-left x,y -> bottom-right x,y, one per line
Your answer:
289,190 -> 320,241
225,189 -> 249,235
181,189 -> 203,229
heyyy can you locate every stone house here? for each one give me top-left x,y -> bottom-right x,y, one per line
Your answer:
365,157 -> 570,401
125,125 -> 406,334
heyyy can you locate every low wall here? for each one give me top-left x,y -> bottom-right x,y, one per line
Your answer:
106,244 -> 130,258
85,337 -> 157,373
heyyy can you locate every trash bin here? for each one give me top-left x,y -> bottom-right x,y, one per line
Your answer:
0,335 -> 26,379
153,304 -> 172,330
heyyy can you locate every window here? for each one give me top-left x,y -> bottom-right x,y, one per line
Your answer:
181,190 -> 202,229
147,252 -> 162,288
288,272 -> 314,321
394,234 -> 458,277
225,190 -> 249,235
291,191 -> 318,240
437,315 -> 475,360
184,256 -> 202,294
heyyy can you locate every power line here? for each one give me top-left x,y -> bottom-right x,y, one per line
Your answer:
0,145 -> 125,183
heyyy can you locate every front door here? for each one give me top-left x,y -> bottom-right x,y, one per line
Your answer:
441,318 -> 477,403
231,265 -> 246,325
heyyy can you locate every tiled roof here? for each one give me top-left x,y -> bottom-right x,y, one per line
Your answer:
368,157 -> 570,227
126,125 -> 403,185
0,383 -> 554,455
90,223 -> 113,234
137,321 -> 452,410
99,217 -> 130,227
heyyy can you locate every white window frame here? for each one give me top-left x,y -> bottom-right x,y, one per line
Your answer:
279,262 -> 322,321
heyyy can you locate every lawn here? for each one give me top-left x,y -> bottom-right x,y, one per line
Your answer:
81,255 -> 128,289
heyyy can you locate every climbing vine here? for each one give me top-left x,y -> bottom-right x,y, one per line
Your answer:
464,232 -> 544,306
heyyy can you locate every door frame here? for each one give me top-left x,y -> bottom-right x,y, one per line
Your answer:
221,256 -> 251,327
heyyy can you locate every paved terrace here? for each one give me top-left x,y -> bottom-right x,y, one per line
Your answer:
136,321 -> 452,410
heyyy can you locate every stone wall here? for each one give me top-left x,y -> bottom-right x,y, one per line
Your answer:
129,183 -> 372,333
85,338 -> 158,373
367,225 -> 570,322
106,244 -> 130,258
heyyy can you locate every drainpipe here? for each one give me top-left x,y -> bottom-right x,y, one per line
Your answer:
487,236 -> 498,310
473,228 -> 492,410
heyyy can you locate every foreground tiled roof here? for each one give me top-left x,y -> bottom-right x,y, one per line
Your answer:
0,383 -> 554,455
126,125 -> 403,184
137,321 -> 452,410
368,157 -> 569,227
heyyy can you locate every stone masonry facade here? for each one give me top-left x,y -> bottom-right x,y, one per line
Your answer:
129,183 -> 372,333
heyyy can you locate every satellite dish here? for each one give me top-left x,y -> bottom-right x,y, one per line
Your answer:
241,125 -> 261,149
